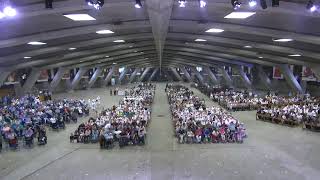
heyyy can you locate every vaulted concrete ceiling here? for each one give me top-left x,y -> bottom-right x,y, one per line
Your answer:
0,0 -> 319,72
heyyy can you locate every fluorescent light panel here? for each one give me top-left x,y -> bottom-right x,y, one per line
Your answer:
224,12 -> 256,19
24,56 -> 32,59
288,54 -> 301,57
96,30 -> 114,34
63,14 -> 96,21
273,38 -> 293,42
28,41 -> 46,45
195,39 -> 207,42
113,40 -> 125,43
68,47 -> 76,50
206,28 -> 224,33
244,45 -> 252,48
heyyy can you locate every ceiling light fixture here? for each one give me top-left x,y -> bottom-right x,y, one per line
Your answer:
307,1 -> 317,12
199,0 -> 206,8
178,0 -> 186,8
28,41 -> 47,45
244,45 -> 252,48
195,39 -> 207,42
249,0 -> 257,7
273,38 -> 293,42
135,0 -> 142,8
205,28 -> 224,33
105,56 -> 109,57
24,57 -> 32,59
288,54 -> 301,57
68,47 -> 76,50
224,12 -> 256,19
96,30 -> 114,34
113,40 -> 125,43
63,14 -> 96,21
3,6 -> 16,17
112,62 -> 117,65
231,0 -> 241,9
86,0 -> 104,10
258,56 -> 263,59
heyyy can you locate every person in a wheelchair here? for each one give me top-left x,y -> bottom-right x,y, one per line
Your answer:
37,125 -> 47,145
24,126 -> 34,147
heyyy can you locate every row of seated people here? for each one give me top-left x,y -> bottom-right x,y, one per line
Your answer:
167,85 -> 247,144
260,94 -> 319,107
0,94 -> 89,151
210,89 -> 260,111
70,83 -> 155,149
257,103 -> 320,129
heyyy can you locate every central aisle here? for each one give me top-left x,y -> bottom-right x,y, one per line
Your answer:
147,83 -> 175,180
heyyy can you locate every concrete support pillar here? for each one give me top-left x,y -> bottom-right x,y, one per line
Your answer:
256,65 -> 272,90
148,68 -> 159,82
279,64 -> 304,94
164,70 -> 173,81
129,68 -> 139,83
181,67 -> 192,82
118,67 -> 128,84
170,67 -> 183,81
219,67 -> 233,88
22,68 -> 41,94
70,67 -> 87,90
312,66 -> 320,80
204,67 -> 218,84
191,67 -> 205,85
50,67 -> 67,91
0,70 -> 11,87
238,66 -> 253,90
87,67 -> 102,88
103,66 -> 115,86
139,67 -> 151,82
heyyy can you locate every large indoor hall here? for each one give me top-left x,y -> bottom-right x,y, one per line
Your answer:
0,0 -> 320,180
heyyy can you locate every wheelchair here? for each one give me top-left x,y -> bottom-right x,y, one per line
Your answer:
24,136 -> 34,147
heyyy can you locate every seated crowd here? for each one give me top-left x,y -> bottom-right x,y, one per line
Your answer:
70,83 -> 155,149
257,103 -> 320,127
167,85 -> 247,144
210,89 -> 260,111
0,94 -> 89,151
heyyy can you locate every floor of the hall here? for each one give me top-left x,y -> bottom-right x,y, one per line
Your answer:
1,83 -> 320,180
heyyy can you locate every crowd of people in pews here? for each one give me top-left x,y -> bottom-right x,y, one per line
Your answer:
0,94 -> 89,151
210,89 -> 260,111
167,84 -> 247,144
70,83 -> 155,149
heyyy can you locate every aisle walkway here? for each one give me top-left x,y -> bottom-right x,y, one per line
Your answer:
147,83 -> 175,180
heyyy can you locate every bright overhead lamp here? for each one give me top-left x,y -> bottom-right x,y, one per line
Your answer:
249,0 -> 257,7
258,56 -> 263,59
272,38 -> 293,42
28,41 -> 46,45
199,0 -> 206,8
112,62 -> 117,65
288,54 -> 301,57
68,47 -> 76,50
105,55 -> 109,57
63,14 -> 96,21
178,0 -> 186,8
135,0 -> 142,8
206,28 -> 224,33
224,12 -> 256,19
3,6 -> 17,17
244,45 -> 252,48
195,39 -> 207,42
24,57 -> 32,59
96,30 -> 114,34
307,1 -> 317,12
113,40 -> 125,43
0,12 -> 5,19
